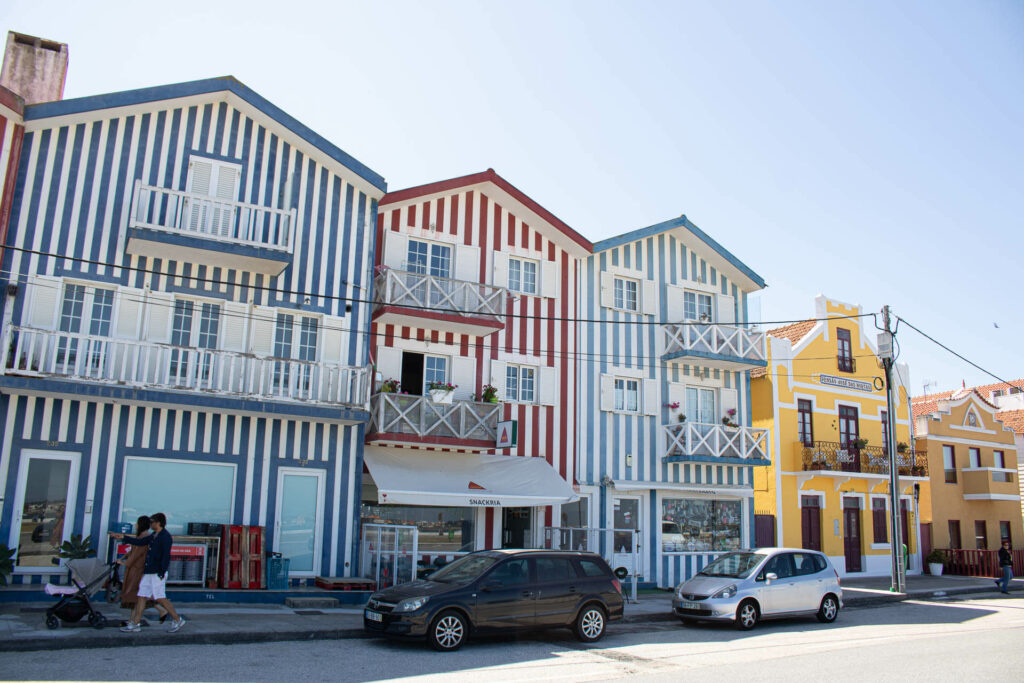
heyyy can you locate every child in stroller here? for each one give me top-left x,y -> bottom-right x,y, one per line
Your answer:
44,557 -> 121,630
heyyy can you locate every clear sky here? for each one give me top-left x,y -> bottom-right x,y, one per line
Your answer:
2,1 -> 1021,395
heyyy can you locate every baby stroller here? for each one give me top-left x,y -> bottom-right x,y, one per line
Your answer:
44,557 -> 120,630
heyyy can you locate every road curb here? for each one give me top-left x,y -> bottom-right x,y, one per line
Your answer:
0,627 -> 371,653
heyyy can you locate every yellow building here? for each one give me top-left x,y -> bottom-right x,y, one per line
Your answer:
752,296 -> 930,577
912,390 -> 1022,552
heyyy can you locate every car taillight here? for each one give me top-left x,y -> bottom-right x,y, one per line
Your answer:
612,578 -> 622,595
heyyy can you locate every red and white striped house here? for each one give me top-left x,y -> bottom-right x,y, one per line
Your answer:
361,169 -> 592,570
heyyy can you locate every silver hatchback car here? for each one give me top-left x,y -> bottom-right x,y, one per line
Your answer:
672,548 -> 842,630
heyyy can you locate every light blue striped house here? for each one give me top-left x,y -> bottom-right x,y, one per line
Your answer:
577,216 -> 769,588
0,76 -> 386,584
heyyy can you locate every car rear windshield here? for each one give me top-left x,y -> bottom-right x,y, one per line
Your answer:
429,554 -> 499,583
697,552 -> 764,579
578,559 -> 608,577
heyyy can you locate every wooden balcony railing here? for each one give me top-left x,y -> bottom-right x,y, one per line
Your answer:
801,441 -> 928,476
373,269 -> 507,320
665,422 -> 769,461
130,179 -> 295,251
662,323 -> 765,362
368,392 -> 501,442
936,548 -> 1023,578
2,326 -> 370,407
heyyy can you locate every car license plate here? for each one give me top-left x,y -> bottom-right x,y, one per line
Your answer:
682,601 -> 701,610
365,610 -> 383,622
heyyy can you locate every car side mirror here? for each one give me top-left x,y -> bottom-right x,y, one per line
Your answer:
765,572 -> 778,582
482,580 -> 502,592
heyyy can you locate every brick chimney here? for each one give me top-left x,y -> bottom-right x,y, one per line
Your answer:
0,31 -> 68,104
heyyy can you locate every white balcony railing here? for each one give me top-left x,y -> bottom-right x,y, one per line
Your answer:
665,422 -> 769,461
130,179 -> 296,251
368,392 -> 501,442
663,323 -> 765,362
1,326 -> 370,408
373,269 -> 507,320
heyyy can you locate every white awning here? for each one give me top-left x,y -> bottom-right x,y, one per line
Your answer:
612,479 -> 754,498
364,447 -> 578,507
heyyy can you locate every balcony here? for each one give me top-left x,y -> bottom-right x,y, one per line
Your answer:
664,422 -> 769,463
836,355 -> 856,373
661,323 -> 766,371
126,180 -> 296,276
961,469 -> 1019,500
366,392 -> 502,450
1,326 -> 370,409
799,441 -> 928,477
372,268 -> 507,336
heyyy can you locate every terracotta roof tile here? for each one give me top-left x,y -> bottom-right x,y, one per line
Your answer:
912,388 -> 1003,419
996,409 -> 1024,435
765,319 -> 816,346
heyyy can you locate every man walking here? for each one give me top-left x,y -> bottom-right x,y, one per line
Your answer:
109,512 -> 186,632
996,539 -> 1014,594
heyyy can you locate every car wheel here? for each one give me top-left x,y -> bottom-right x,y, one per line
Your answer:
736,600 -> 759,630
575,604 -> 607,643
45,614 -> 59,630
817,594 -> 839,623
428,610 -> 468,652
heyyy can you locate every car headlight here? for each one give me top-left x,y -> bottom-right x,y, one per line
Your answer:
394,596 -> 430,612
711,584 -> 738,599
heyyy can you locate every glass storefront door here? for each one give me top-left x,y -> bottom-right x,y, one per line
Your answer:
274,468 -> 325,576
10,450 -> 80,569
611,496 -> 641,576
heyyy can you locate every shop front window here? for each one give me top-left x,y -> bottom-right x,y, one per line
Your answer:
661,498 -> 742,552
361,504 -> 475,553
120,458 -> 235,534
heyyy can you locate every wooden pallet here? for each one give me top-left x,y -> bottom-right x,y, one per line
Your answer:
315,576 -> 375,591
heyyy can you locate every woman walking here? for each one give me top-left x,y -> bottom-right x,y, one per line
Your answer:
117,516 -> 167,626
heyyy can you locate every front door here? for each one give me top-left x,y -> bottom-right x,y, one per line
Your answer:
843,499 -> 862,573
274,468 -> 326,577
502,507 -> 532,548
9,450 -> 80,570
612,496 -> 641,576
801,496 -> 821,551
838,405 -> 860,472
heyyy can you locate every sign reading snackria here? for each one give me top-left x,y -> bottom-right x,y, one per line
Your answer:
496,420 -> 518,448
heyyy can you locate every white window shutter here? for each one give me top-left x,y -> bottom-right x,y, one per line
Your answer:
600,272 -> 614,308
374,346 -> 403,386
643,379 -> 659,415
538,366 -> 557,405
600,374 -> 615,411
27,275 -> 61,330
113,288 -> 141,339
641,280 -> 657,316
321,317 -> 344,362
720,387 -> 739,421
250,306 -> 276,356
668,382 -> 686,421
452,355 -> 475,401
221,302 -> 248,352
665,285 -> 685,322
718,294 -> 736,325
187,159 -> 213,195
214,165 -> 239,201
492,252 -> 509,289
455,244 -> 480,283
144,291 -> 174,343
541,260 -> 559,299
382,231 -> 408,270
489,360 -> 507,399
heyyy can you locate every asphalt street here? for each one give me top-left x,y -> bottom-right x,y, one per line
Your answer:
2,595 -> 1022,682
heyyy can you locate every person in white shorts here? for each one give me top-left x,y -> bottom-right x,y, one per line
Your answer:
110,512 -> 186,633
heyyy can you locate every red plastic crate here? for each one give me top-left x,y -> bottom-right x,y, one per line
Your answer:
219,525 -> 265,589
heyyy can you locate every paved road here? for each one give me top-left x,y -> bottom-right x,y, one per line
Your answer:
3,595 -> 1022,682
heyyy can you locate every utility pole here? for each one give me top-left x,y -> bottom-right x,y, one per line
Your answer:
878,305 -> 905,593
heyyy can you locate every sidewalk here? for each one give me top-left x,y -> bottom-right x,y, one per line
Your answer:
0,574 -> 1018,652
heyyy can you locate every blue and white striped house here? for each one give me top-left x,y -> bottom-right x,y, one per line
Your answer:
0,76 -> 386,584
577,216 -> 770,588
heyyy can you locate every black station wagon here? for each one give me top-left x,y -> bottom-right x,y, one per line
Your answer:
363,549 -> 625,651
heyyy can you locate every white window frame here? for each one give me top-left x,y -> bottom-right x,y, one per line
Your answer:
406,238 -> 452,279
613,276 -> 639,312
684,290 -> 713,322
505,364 -> 538,404
507,256 -> 539,295
273,311 -> 322,363
614,377 -> 640,413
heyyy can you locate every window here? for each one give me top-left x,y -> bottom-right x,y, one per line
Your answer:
837,328 -> 854,372
839,405 -> 860,448
686,387 -> 716,425
948,520 -> 962,549
121,457 -> 235,534
966,410 -> 979,427
556,498 -> 589,551
423,355 -> 448,391
535,557 -> 573,581
1000,521 -> 1012,545
507,257 -> 538,295
994,451 -> 1005,468
969,447 -> 981,468
407,239 -> 451,279
185,157 -> 241,236
613,277 -> 638,311
943,445 -> 957,483
274,313 -> 319,390
881,410 -> 890,454
577,559 -> 606,577
797,400 -> 814,446
489,558 -> 530,586
993,390 -> 1005,399
169,300 -> 221,380
872,498 -> 888,544
684,291 -> 713,321
975,521 -> 988,550
505,365 -> 536,403
791,552 -> 822,576
361,504 -> 475,553
1012,387 -> 1022,395
614,378 -> 639,412
661,498 -> 742,552
56,284 -> 115,370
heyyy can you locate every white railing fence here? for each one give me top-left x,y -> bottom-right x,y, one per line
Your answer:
373,269 -> 506,319
665,422 -> 769,460
663,323 -> 765,361
2,326 -> 369,407
369,392 -> 501,441
130,180 -> 295,251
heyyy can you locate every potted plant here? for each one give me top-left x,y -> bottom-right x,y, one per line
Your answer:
379,378 -> 400,393
427,380 -> 457,404
896,442 -> 909,454
0,543 -> 15,586
925,549 -> 946,576
852,437 -> 868,449
473,384 -> 500,403
52,534 -> 96,565
677,413 -> 686,423
721,408 -> 738,428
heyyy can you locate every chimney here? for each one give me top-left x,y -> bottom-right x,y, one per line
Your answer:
0,31 -> 68,105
